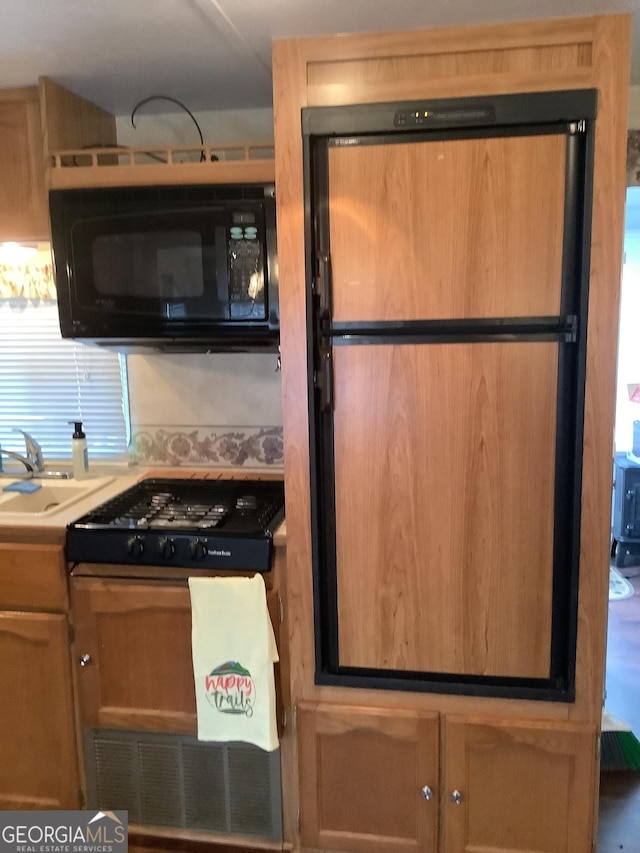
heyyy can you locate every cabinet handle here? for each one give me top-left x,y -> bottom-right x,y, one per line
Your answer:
79,653 -> 92,667
421,786 -> 434,801
450,790 -> 463,805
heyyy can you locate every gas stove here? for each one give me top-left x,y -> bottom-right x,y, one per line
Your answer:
66,477 -> 285,572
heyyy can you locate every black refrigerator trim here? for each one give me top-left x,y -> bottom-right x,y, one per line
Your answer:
301,89 -> 598,137
327,316 -> 579,345
303,89 -> 596,702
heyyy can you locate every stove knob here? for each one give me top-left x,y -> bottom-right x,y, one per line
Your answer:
189,539 -> 208,561
158,537 -> 176,560
127,535 -> 145,558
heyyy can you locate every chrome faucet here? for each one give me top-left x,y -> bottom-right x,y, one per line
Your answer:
12,429 -> 45,473
0,448 -> 34,478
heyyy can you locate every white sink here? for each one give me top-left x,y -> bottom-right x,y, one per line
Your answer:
0,477 -> 115,517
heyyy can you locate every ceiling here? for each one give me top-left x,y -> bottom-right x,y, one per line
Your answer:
1,0 -> 639,118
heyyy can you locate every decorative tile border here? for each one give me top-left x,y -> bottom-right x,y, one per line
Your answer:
129,425 -> 284,469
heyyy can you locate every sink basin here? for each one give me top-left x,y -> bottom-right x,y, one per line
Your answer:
0,477 -> 115,517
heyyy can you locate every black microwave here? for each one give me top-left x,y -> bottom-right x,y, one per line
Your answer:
49,183 -> 279,352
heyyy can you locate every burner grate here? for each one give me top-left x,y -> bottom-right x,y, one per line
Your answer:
73,478 -> 285,534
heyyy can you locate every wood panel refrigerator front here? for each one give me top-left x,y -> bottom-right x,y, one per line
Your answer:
273,14 -> 630,853
328,137 -> 561,680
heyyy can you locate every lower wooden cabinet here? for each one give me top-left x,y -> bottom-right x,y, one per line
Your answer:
70,576 -> 283,734
70,574 -> 288,846
298,702 -> 596,853
71,578 -> 197,733
299,703 -> 438,852
0,543 -> 78,809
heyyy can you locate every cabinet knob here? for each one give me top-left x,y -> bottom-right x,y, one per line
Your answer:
79,653 -> 92,667
450,790 -> 463,805
421,785 -> 434,801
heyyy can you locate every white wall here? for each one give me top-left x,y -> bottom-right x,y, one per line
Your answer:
115,107 -> 274,147
615,222 -> 640,452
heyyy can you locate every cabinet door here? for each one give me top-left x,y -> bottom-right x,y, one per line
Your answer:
0,611 -> 79,809
443,717 -> 596,853
0,89 -> 48,241
298,702 -> 439,852
71,578 -> 285,735
71,579 -> 197,733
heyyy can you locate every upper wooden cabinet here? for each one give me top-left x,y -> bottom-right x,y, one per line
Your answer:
0,79 -> 117,242
0,88 -> 48,242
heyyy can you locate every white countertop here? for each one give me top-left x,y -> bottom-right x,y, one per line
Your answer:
0,465 -> 286,540
0,468 -> 142,529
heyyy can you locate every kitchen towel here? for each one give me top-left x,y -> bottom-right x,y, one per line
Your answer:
188,574 -> 279,752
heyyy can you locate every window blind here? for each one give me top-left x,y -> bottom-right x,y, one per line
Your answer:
0,301 -> 130,461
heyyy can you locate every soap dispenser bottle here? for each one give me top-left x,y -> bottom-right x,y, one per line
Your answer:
70,421 -> 89,480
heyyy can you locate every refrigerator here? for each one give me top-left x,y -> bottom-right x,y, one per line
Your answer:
302,88 -> 597,701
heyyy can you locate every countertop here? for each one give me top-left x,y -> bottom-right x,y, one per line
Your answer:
0,466 -> 286,546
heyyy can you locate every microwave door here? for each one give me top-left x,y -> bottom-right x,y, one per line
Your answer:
92,231 -> 203,301
72,211 -> 230,321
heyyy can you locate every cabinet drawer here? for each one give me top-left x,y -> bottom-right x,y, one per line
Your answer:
0,544 -> 68,611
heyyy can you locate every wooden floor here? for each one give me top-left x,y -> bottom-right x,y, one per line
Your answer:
597,562 -> 640,851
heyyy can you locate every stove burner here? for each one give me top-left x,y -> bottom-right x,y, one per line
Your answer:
129,500 -> 230,530
236,494 -> 257,511
66,477 -> 285,572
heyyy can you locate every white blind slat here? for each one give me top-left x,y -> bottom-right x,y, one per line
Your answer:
0,301 -> 129,461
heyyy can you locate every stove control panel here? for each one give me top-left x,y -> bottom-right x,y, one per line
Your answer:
65,477 -> 284,573
67,529 -> 274,573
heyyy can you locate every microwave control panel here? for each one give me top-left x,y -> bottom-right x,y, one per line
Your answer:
228,211 -> 265,319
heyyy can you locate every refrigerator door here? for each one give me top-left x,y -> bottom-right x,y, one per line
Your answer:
327,133 -> 566,324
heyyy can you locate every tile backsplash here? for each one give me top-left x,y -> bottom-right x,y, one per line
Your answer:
126,352 -> 283,469
130,425 -> 283,468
